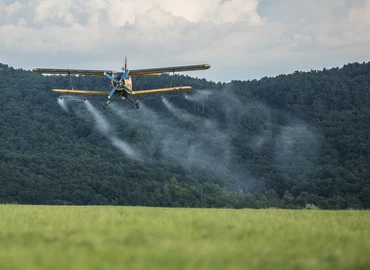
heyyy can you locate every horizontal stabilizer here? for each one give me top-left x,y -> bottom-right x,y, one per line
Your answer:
131,86 -> 191,95
52,89 -> 109,96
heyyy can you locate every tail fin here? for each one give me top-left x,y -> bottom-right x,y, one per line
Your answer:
122,57 -> 128,71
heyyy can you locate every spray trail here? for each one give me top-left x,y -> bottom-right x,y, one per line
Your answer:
162,98 -> 195,123
84,100 -> 110,136
160,99 -> 233,174
188,85 -> 320,185
109,83 -> 319,192
112,89 -> 276,188
110,137 -> 140,160
84,101 -> 141,160
184,90 -> 213,102
111,101 -> 245,186
111,102 -> 172,158
57,97 -> 69,112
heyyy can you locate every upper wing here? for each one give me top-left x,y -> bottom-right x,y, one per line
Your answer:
131,86 -> 191,95
129,64 -> 210,76
33,68 -> 112,76
33,63 -> 210,76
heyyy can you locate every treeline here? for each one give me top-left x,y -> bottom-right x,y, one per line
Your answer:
0,61 -> 369,209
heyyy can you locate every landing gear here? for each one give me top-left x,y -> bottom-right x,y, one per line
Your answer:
102,94 -> 119,110
102,96 -> 140,110
135,100 -> 140,109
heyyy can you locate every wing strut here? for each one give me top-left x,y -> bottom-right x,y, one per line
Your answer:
68,71 -> 74,90
170,71 -> 175,87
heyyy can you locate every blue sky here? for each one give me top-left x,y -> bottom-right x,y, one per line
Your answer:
1,0 -> 369,82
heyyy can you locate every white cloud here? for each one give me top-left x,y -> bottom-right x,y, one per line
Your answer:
5,1 -> 24,16
33,0 -> 76,24
349,1 -> 370,27
0,0 -> 370,82
155,0 -> 262,24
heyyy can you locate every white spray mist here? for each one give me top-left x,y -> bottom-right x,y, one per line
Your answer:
57,98 -> 69,112
84,100 -> 141,160
111,101 -> 245,186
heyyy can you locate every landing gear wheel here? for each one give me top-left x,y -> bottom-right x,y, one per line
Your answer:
135,100 -> 140,109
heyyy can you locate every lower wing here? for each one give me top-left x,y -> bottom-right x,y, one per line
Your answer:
52,89 -> 109,96
52,86 -> 191,96
131,86 -> 191,95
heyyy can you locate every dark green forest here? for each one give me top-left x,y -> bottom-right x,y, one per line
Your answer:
0,62 -> 369,209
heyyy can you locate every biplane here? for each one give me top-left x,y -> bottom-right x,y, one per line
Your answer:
33,57 -> 210,109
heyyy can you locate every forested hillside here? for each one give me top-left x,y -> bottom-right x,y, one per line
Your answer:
0,62 -> 369,209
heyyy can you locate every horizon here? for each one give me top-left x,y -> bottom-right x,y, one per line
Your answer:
1,59 -> 369,84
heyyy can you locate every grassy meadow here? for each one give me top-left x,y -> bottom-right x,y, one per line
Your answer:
0,205 -> 369,270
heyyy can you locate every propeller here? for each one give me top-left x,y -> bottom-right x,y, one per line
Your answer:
105,69 -> 129,99
108,85 -> 119,99
105,73 -> 118,83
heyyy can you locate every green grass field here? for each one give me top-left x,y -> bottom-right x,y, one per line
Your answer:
0,205 -> 369,270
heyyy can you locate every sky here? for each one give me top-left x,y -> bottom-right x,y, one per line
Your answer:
1,0 -> 370,82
